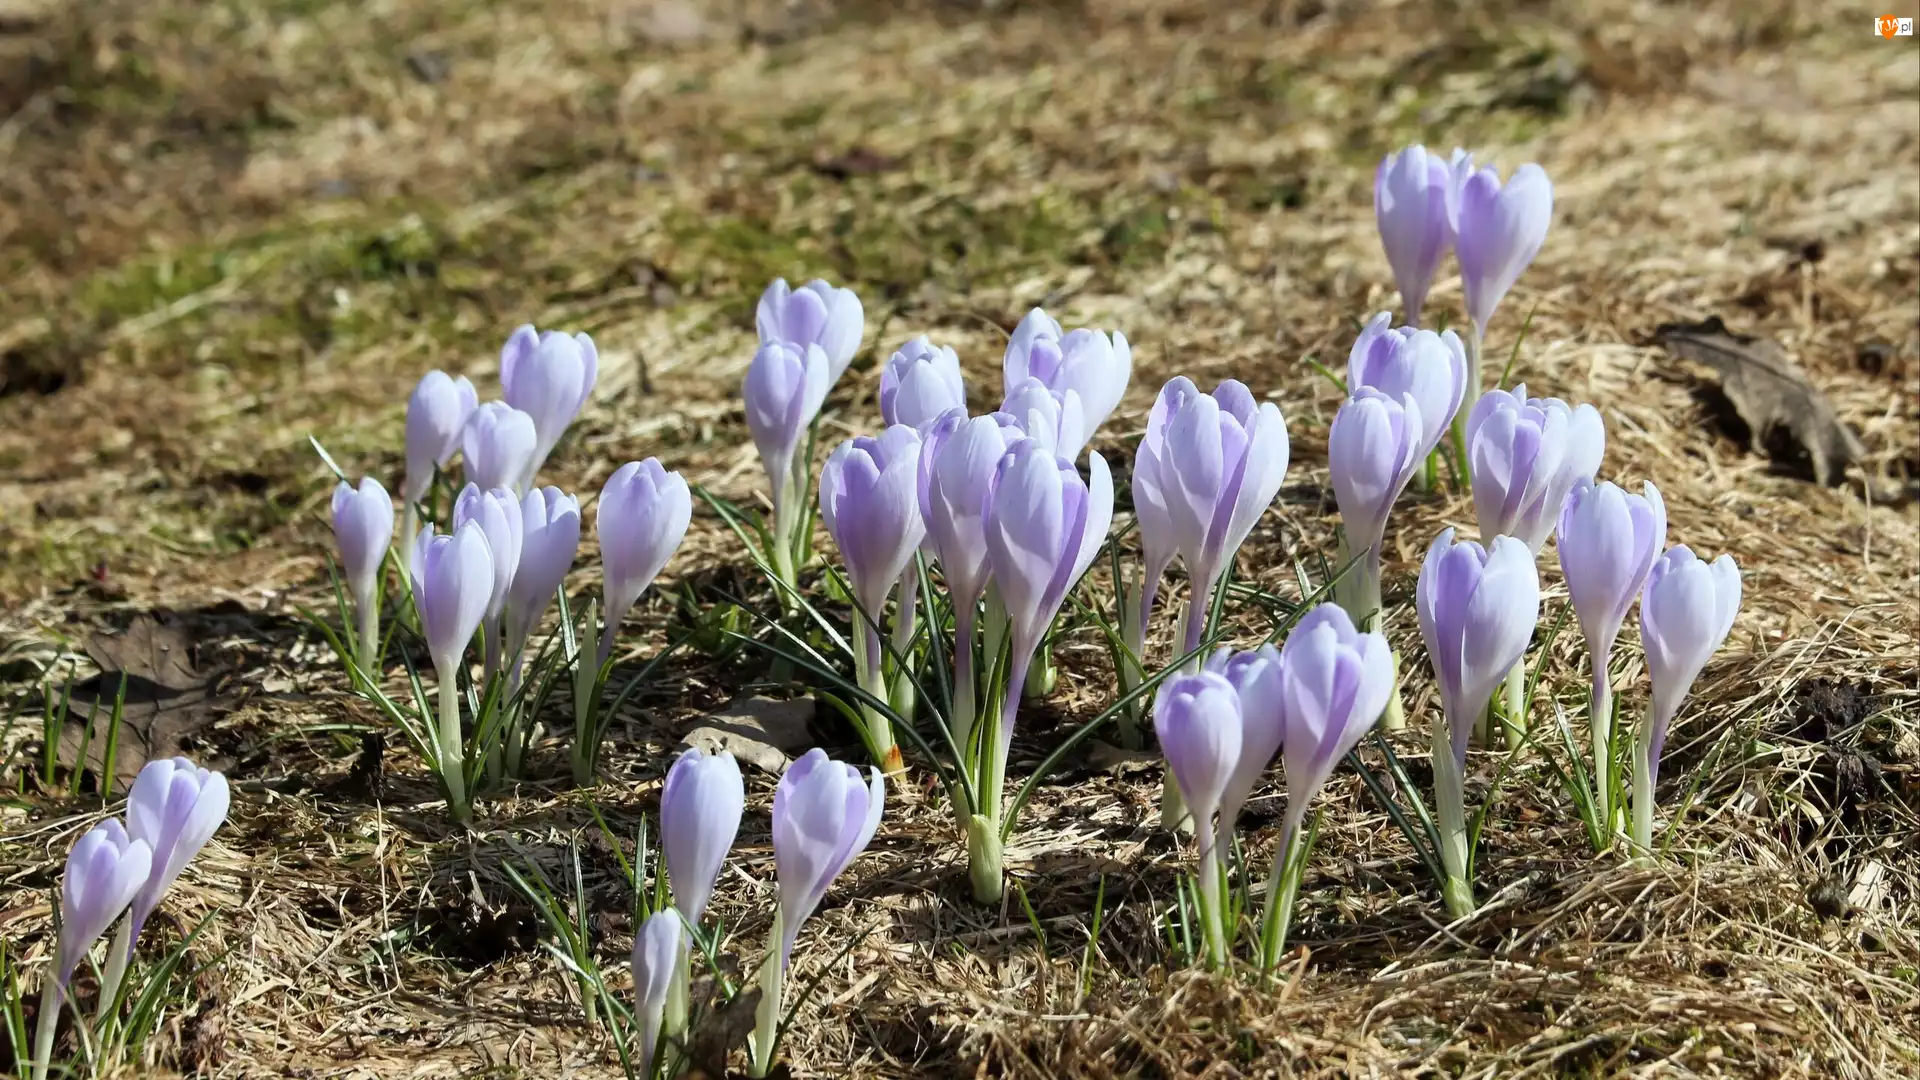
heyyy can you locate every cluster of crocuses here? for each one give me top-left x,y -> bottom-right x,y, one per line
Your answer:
744,285 -> 1140,903
1348,145 -> 1743,914
624,747 -> 881,1079
28,759 -> 228,1080
329,326 -> 692,820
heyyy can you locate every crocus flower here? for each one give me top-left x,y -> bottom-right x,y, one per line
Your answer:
756,278 -> 864,386
1153,670 -> 1242,966
879,337 -> 966,431
751,749 -> 883,1078
403,371 -> 478,505
1201,644 -> 1285,846
453,485 -> 524,626
52,820 -> 152,993
504,486 -> 582,656
124,758 -> 229,949
1000,308 -> 1131,439
1558,479 -> 1667,714
631,909 -> 682,1078
1138,378 -> 1290,653
499,325 -> 598,487
96,757 -> 228,1013
1456,163 -> 1554,334
410,521 -> 494,824
1000,376 -> 1089,461
820,426 -> 924,772
1327,389 -> 1424,625
1466,385 -> 1605,554
770,749 -> 884,968
331,477 -> 393,666
820,427 -> 926,623
1128,378 -> 1189,645
411,521 -> 495,678
1374,145 -> 1455,326
921,410 -> 1024,749
596,459 -> 692,666
1255,603 -> 1391,965
1416,529 -> 1540,916
1633,547 -> 1741,848
743,340 -> 832,584
983,441 -> 1113,736
34,819 -> 153,1077
1275,605 -> 1392,833
662,748 -> 745,925
460,401 -> 538,495
1155,672 -> 1244,842
1346,313 -> 1468,459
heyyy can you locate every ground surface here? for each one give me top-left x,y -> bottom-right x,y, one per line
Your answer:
2,0 -> 1918,1076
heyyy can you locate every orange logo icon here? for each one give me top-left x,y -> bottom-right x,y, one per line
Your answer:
1882,14 -> 1901,37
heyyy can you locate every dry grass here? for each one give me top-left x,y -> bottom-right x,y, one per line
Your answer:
1,0 -> 1917,1076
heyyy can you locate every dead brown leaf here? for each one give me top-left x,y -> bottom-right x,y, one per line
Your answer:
57,613 -> 240,789
1654,316 -> 1867,486
680,695 -> 816,775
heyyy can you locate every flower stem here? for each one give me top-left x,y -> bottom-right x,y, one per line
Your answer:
1431,714 -> 1474,919
1258,815 -> 1305,970
356,592 -> 380,681
888,569 -> 919,721
747,918 -> 784,1078
30,977 -> 61,1080
1451,323 -> 1484,496
1499,661 -> 1527,749
437,662 -> 470,824
1116,576 -> 1148,750
1196,835 -> 1227,968
950,603 -> 979,773
851,616 -> 900,776
1631,702 -> 1657,857
94,920 -> 134,1026
1590,662 -> 1615,835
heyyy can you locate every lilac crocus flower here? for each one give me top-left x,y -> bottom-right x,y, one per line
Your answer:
921,411 -> 1023,750
663,748 -> 745,925
33,821 -> 152,1076
631,909 -> 681,1078
403,370 -> 478,505
1000,376 -> 1089,461
1558,479 -> 1666,819
453,485 -> 525,678
411,521 -> 495,822
1141,378 -> 1290,653
1327,388 -> 1424,626
1633,547 -> 1741,848
1000,308 -> 1131,439
750,749 -> 883,1078
1374,145 -> 1455,326
124,759 -> 229,950
820,427 -> 926,624
332,477 -> 393,668
499,325 -> 598,487
971,440 -> 1112,902
770,749 -> 883,968
1416,529 -> 1539,917
1153,671 -> 1242,966
1456,163 -> 1554,335
879,337 -> 966,431
1128,378 -> 1191,647
504,486 -> 581,658
743,340 -> 832,587
1256,603 -> 1391,965
55,822 -> 152,989
820,426 -> 924,773
596,459 -> 692,666
1466,385 -> 1605,555
1201,644 -> 1285,848
461,401 -> 538,495
756,278 -> 864,386
411,522 -> 495,678
1347,313 -> 1468,459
